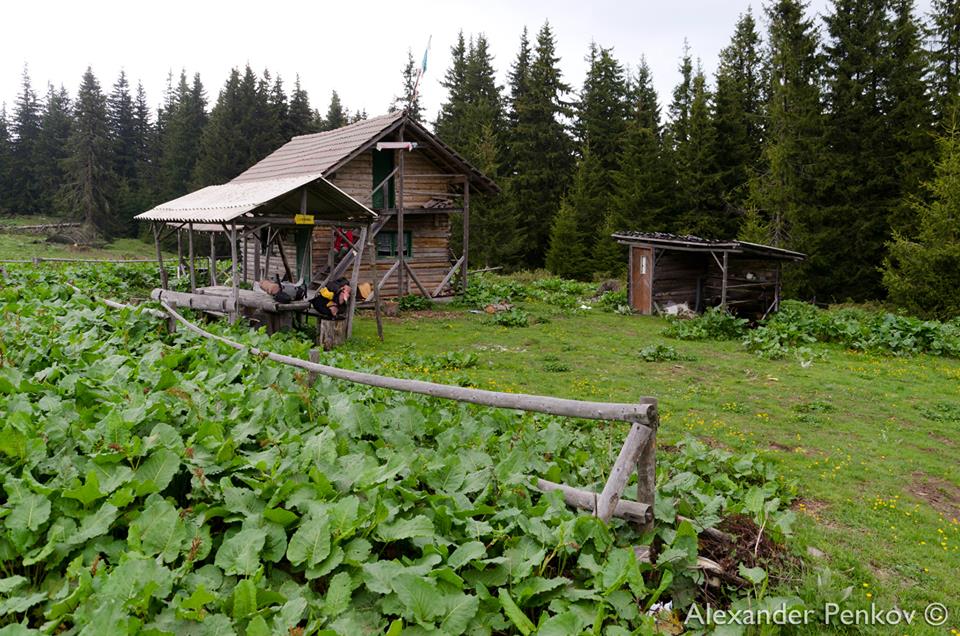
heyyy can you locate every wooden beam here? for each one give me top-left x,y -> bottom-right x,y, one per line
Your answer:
397,126 -> 406,296
462,178 -> 470,295
721,251 -> 729,309
432,255 -> 465,297
636,399 -> 658,535
375,260 -> 401,293
229,222 -> 239,324
346,225 -> 368,338
403,260 -> 430,298
209,233 -> 217,286
536,479 -> 653,526
368,228 -> 384,341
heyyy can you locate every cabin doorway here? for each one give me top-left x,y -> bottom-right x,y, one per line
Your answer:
630,246 -> 654,314
372,150 -> 396,209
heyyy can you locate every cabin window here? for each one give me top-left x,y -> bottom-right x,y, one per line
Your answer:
376,231 -> 412,259
372,150 -> 396,209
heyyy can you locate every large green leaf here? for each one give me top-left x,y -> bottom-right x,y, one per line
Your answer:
285,516 -> 330,567
127,496 -> 186,562
134,449 -> 180,495
214,528 -> 266,577
392,573 -> 442,624
6,493 -> 50,532
374,515 -> 434,542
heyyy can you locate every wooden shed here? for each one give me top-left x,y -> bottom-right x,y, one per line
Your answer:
233,111 -> 500,298
613,231 -> 806,319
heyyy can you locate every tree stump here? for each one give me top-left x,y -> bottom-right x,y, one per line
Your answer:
318,319 -> 348,350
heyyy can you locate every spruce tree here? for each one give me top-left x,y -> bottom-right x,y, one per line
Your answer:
676,67 -> 723,237
391,49 -> 423,120
9,66 -> 42,213
929,0 -> 960,121
883,121 -> 960,318
159,71 -> 207,197
324,91 -> 348,131
435,31 -> 469,149
0,105 -> 11,213
287,76 -> 316,136
604,58 -> 671,274
130,81 -> 157,217
59,67 -> 115,237
507,21 -> 574,267
746,0 -> 824,295
546,146 -> 604,280
667,43 -> 694,148
193,68 -> 243,186
820,0 -> 898,300
35,85 -> 72,215
575,43 -> 629,170
503,27 -> 532,180
107,71 -> 139,231
885,0 -> 935,235
712,10 -> 764,217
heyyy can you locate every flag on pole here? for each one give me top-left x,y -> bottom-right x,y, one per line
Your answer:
412,35 -> 432,103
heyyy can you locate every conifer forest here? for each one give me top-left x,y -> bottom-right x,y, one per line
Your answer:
1,0 -> 959,316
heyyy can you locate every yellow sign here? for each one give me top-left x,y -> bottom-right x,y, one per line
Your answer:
294,214 -> 315,225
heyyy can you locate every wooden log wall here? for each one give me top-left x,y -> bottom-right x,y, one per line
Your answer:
311,215 -> 455,297
242,230 -> 298,283
703,257 -> 779,316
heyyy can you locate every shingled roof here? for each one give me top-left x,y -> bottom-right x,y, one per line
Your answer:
232,111 -> 500,194
612,231 -> 805,261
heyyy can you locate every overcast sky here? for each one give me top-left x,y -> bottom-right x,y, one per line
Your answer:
0,0 -> 935,126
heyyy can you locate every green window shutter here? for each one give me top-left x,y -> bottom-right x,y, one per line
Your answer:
372,150 -> 396,209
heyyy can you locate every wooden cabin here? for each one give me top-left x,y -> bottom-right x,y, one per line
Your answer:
233,112 -> 500,298
613,232 -> 806,319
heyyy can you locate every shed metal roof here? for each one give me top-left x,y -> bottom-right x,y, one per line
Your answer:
135,173 -> 375,224
612,231 -> 806,261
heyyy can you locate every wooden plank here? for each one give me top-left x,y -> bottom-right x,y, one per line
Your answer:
403,260 -> 430,297
636,400 -> 659,535
153,223 -> 169,290
230,222 -> 239,324
432,255 -> 464,297
346,225 -> 368,338
398,127 -> 406,296
596,423 -> 653,522
209,233 -> 217,286
188,223 -> 196,292
462,178 -> 470,295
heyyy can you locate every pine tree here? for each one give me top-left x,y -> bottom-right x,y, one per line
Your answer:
503,27 -> 532,180
0,105 -> 11,213
667,43 -> 694,148
132,81 -> 157,204
59,67 -> 115,237
9,66 -> 42,213
324,91 -> 348,131
712,9 -> 764,216
507,21 -> 574,267
107,71 -> 140,232
391,49 -> 423,120
287,76 -> 316,136
194,68 -> 248,185
883,121 -> 960,318
929,0 -> 960,121
270,73 -> 291,141
747,0 -> 824,295
35,85 -> 72,215
820,0 -> 898,300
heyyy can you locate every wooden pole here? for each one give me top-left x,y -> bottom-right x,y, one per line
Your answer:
253,232 -> 261,281
153,223 -> 169,290
462,177 -> 470,295
243,235 -> 249,284
187,223 -> 196,292
230,221 -> 239,324
264,229 -> 273,280
397,127 -> 406,296
536,479 -> 653,526
176,229 -> 183,278
721,251 -> 729,309
636,399 -> 658,535
595,422 -> 654,522
209,233 -> 217,286
346,225 -> 368,338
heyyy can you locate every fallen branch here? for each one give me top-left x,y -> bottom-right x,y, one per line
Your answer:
536,478 -> 653,526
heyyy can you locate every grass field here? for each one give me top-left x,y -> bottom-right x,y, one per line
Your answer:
344,298 -> 960,633
0,216 -> 172,261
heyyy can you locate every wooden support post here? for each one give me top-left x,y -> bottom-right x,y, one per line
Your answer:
635,399 -> 658,535
308,349 -> 320,384
153,223 -> 169,290
209,233 -> 217,286
264,229 -> 273,279
462,178 -> 470,295
243,235 -> 249,284
595,422 -> 654,523
318,319 -> 348,351
166,315 -> 178,334
176,229 -> 183,278
253,233 -> 261,281
229,222 -> 239,324
721,251 -> 729,309
275,233 -> 293,281
397,126 -> 406,296
187,223 -> 196,292
368,228 -> 383,341
346,225 -> 368,338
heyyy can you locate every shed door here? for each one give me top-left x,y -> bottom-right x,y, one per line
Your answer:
630,246 -> 654,314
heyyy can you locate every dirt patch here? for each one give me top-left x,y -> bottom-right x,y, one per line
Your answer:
767,441 -> 808,454
698,514 -> 795,588
907,471 -> 960,520
926,431 -> 956,447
